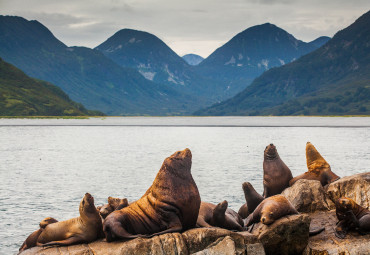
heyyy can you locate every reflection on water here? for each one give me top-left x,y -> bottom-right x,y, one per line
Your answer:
0,117 -> 369,254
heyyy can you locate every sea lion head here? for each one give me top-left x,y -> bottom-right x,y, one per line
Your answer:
264,143 -> 278,159
306,142 -> 328,167
164,148 -> 192,173
242,182 -> 255,195
336,197 -> 355,211
80,193 -> 97,215
39,217 -> 58,228
99,197 -> 129,219
214,200 -> 228,213
260,208 -> 276,225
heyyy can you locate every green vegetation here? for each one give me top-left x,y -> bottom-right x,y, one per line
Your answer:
0,58 -> 104,116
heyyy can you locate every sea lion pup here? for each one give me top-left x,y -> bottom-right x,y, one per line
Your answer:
244,195 -> 298,227
289,142 -> 340,186
335,197 -> 370,239
98,197 -> 129,219
103,148 -> 201,241
238,182 -> 264,219
19,217 -> 58,252
197,201 -> 244,231
263,144 -> 293,198
36,193 -> 102,247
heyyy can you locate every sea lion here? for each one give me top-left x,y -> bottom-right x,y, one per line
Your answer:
103,148 -> 201,241
244,195 -> 298,227
98,197 -> 129,219
263,144 -> 293,198
335,197 -> 370,239
19,217 -> 58,252
36,193 -> 102,246
289,142 -> 340,186
238,182 -> 264,219
197,201 -> 244,231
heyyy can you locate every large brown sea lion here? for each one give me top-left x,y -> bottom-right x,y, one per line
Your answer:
103,148 -> 201,241
244,195 -> 298,227
97,197 -> 129,219
197,201 -> 244,231
289,142 -> 340,186
19,217 -> 58,252
238,182 -> 264,219
335,197 -> 370,239
263,144 -> 293,198
36,193 -> 102,246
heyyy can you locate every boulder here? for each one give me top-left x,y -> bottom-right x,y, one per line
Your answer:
325,172 -> 370,209
304,210 -> 370,255
250,214 -> 311,255
282,179 -> 332,213
19,228 -> 264,255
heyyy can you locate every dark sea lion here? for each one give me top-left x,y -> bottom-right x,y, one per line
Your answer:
197,201 -> 244,231
263,144 -> 293,198
244,195 -> 298,227
103,148 -> 201,241
238,182 -> 264,219
36,193 -> 102,246
290,142 -> 340,186
98,196 -> 129,219
335,197 -> 370,239
19,217 -> 58,252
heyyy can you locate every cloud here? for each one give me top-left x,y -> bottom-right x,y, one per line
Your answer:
1,0 -> 369,57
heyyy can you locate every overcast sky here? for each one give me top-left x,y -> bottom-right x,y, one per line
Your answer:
1,0 -> 369,58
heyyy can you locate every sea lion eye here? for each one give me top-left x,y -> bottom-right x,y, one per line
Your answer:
270,212 -> 274,216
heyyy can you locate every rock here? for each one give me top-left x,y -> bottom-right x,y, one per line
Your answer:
19,228 -> 264,255
192,236 -> 237,255
282,179 -> 332,213
250,214 -> 310,255
326,172 -> 370,209
304,210 -> 370,255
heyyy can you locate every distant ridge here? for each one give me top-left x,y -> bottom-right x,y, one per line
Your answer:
0,16 -> 202,116
195,10 -> 370,116
182,54 -> 204,66
193,23 -> 327,97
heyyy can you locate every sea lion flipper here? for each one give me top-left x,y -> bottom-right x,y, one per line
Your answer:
41,236 -> 83,247
309,227 -> 325,236
196,218 -> 213,228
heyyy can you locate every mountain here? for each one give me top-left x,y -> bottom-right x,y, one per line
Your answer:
195,11 -> 370,116
95,29 -> 225,101
308,36 -> 331,48
0,16 -> 200,115
0,58 -> 102,116
182,54 -> 204,66
194,23 -> 326,96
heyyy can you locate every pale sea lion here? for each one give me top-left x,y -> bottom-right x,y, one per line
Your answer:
244,195 -> 298,227
19,217 -> 58,252
335,197 -> 370,239
238,182 -> 264,219
197,201 -> 244,231
263,144 -> 293,198
290,142 -> 340,186
36,193 -> 102,246
103,148 -> 201,241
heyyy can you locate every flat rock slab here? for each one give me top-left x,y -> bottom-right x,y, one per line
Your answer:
304,210 -> 370,255
19,228 -> 264,255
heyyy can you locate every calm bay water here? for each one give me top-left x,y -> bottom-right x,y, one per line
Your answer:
1,117 -> 370,254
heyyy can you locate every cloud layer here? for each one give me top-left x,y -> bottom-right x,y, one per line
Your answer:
1,0 -> 369,57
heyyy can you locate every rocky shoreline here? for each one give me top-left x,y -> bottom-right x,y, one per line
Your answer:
19,172 -> 370,255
